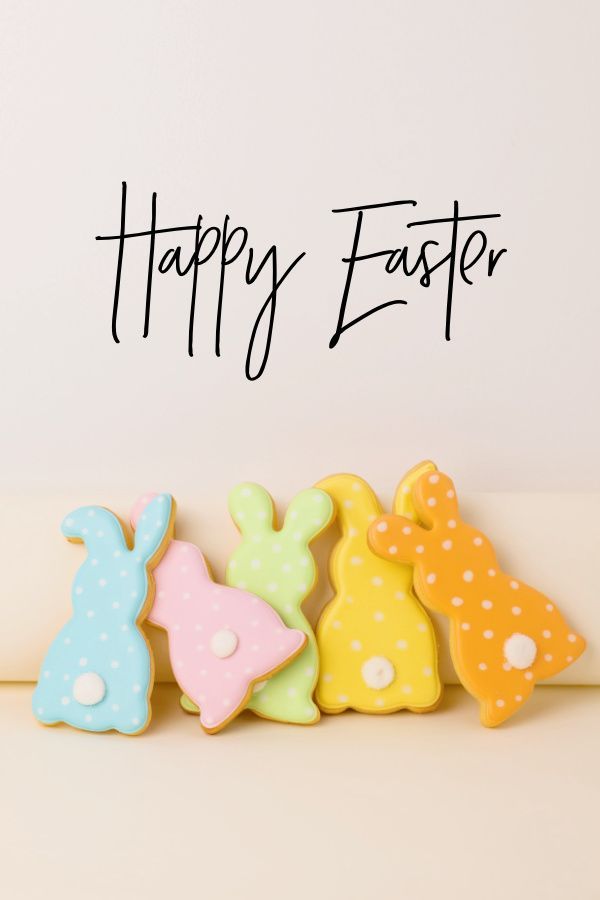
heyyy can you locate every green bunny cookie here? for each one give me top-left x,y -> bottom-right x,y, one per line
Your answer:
181,483 -> 333,724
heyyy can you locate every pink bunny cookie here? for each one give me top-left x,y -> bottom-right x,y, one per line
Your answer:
131,495 -> 306,734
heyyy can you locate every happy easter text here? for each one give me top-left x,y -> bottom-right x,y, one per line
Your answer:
96,184 -> 507,380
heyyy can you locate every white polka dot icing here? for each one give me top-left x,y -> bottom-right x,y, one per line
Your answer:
32,495 -> 174,734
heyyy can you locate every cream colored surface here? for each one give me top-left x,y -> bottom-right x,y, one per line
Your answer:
3,490 -> 596,684
1,683 -> 598,900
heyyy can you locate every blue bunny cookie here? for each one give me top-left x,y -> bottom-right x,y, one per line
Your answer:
32,494 -> 175,734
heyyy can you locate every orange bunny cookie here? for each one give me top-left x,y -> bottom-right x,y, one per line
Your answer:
368,471 -> 586,727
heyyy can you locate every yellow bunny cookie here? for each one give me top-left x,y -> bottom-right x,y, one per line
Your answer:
315,461 -> 441,714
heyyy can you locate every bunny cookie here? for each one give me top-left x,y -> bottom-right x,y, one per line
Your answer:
131,494 -> 307,734
32,494 -> 174,734
368,470 -> 586,727
315,462 -> 441,715
182,483 -> 333,724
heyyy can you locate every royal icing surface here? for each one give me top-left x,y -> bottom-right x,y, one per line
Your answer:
214,483 -> 333,724
315,464 -> 441,714
32,495 -> 174,734
368,470 -> 587,727
131,494 -> 307,734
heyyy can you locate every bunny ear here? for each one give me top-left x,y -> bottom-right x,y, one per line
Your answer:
130,493 -> 159,530
281,488 -> 333,543
316,474 -> 381,534
132,493 -> 175,564
228,483 -> 275,536
368,513 -> 430,564
412,471 -> 460,528
62,506 -> 128,557
393,460 -> 437,520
